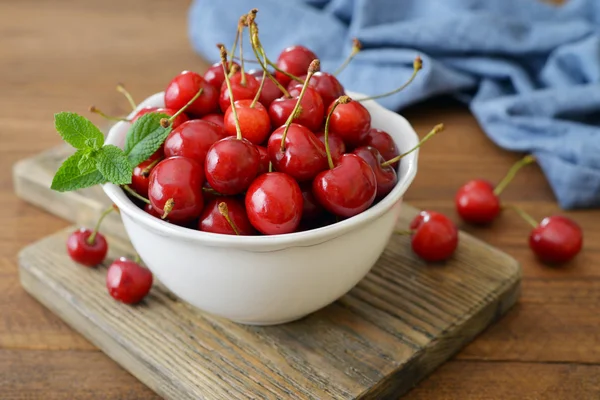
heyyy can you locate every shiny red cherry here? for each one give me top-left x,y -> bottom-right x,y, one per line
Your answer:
131,159 -> 157,198
313,154 -> 377,218
300,182 -> 325,220
327,100 -> 371,147
164,71 -> 219,117
200,113 -> 225,130
290,71 -> 345,108
198,197 -> 256,235
219,72 -> 260,113
163,120 -> 227,166
529,216 -> 583,264
316,132 -> 346,164
352,146 -> 398,199
148,157 -> 205,223
275,45 -> 318,86
245,172 -> 303,235
143,203 -> 162,218
409,211 -> 459,262
256,145 -> 270,176
269,86 -> 324,132
106,257 -> 153,304
131,107 -> 189,129
361,128 -> 399,168
267,123 -> 327,182
455,179 -> 500,224
224,100 -> 271,144
205,137 -> 260,195
203,61 -> 240,89
66,228 -> 108,267
247,69 -> 283,107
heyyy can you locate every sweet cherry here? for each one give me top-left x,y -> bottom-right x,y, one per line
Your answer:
289,71 -> 345,108
218,70 -> 260,113
326,99 -> 371,147
200,113 -> 225,129
300,182 -> 325,221
352,146 -> 397,199
164,71 -> 219,117
198,197 -> 256,235
131,158 -> 161,198
316,132 -> 346,164
247,69 -> 283,107
256,145 -> 270,175
530,216 -> 583,264
409,211 -> 459,262
269,85 -> 324,132
66,206 -> 113,267
224,99 -> 271,144
361,128 -> 399,168
106,257 -> 153,304
144,203 -> 162,218
275,45 -> 317,86
163,119 -> 227,166
203,61 -> 240,89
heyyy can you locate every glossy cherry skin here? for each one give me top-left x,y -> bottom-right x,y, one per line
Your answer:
106,257 -> 153,304
245,172 -> 303,235
205,137 -> 260,195
269,86 -> 324,132
275,45 -> 318,86
455,179 -> 500,224
131,107 -> 189,129
203,61 -> 239,89
224,100 -> 271,144
66,228 -> 108,267
247,69 -> 283,107
529,216 -> 583,264
327,100 -> 371,147
219,72 -> 260,113
300,182 -> 325,220
143,203 -> 162,218
256,145 -> 270,176
200,113 -> 225,129
198,197 -> 256,235
163,120 -> 227,166
316,132 -> 346,164
130,149 -> 164,198
313,154 -> 377,218
267,123 -> 328,182
148,157 -> 205,223
409,211 -> 459,262
290,72 -> 345,108
164,71 -> 219,117
361,128 -> 399,167
352,146 -> 398,199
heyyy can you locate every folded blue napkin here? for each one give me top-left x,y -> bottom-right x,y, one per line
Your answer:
188,0 -> 600,209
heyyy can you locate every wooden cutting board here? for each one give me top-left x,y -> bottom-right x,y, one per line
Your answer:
14,146 -> 521,399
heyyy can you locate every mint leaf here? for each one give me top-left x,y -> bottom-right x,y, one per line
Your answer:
55,112 -> 104,150
124,112 -> 171,167
51,150 -> 107,192
96,145 -> 132,185
77,150 -> 97,174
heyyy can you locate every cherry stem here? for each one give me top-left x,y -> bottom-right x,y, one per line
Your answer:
357,56 -> 423,102
202,186 -> 222,196
381,123 -> 444,167
160,88 -> 203,128
250,57 -> 267,108
162,198 -> 175,220
493,155 -> 536,196
334,38 -> 362,76
86,206 -> 114,245
279,59 -> 320,152
249,26 -> 290,98
89,106 -> 127,122
116,83 -> 137,111
141,158 -> 162,177
122,185 -> 150,204
238,21 -> 247,86
268,161 -> 273,173
218,202 -> 240,235
228,16 -> 244,71
232,55 -> 259,64
394,229 -> 414,236
323,95 -> 351,169
504,204 -> 538,228
219,44 -> 243,140
133,253 -> 141,264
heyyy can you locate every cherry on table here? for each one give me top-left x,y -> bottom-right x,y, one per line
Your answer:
163,119 -> 227,166
275,45 -> 318,86
352,146 -> 397,200
200,113 -> 225,129
204,61 -> 240,89
218,70 -> 260,113
361,128 -> 399,168
164,71 -> 219,117
224,99 -> 271,145
198,197 -> 256,235
106,257 -> 153,304
269,85 -> 324,132
409,210 -> 459,262
530,216 -> 583,264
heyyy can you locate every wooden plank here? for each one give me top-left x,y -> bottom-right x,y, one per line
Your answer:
19,221 -> 519,399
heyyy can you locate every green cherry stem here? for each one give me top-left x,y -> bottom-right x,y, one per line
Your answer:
218,202 -> 240,235
88,106 -> 127,122
493,155 -> 536,196
160,88 -> 203,128
133,253 -> 141,264
249,25 -> 290,98
250,62 -> 267,108
279,59 -> 320,152
334,38 -> 362,76
381,123 -> 444,167
122,185 -> 151,204
86,206 -> 114,245
357,56 -> 423,102
116,83 -> 137,111
394,229 -> 414,236
503,204 -> 539,228
141,158 -> 162,177
323,95 -> 351,169
220,44 -> 243,140
228,15 -> 245,71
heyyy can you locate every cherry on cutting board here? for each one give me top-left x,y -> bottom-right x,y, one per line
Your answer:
164,71 -> 219,117
66,207 -> 114,267
106,257 -> 153,304
408,210 -> 459,262
199,197 -> 256,235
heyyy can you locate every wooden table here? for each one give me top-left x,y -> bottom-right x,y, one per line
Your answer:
2,1 -> 598,398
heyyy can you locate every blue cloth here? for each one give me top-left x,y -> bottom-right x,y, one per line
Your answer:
188,0 -> 600,209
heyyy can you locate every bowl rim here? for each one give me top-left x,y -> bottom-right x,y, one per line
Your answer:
102,91 -> 420,250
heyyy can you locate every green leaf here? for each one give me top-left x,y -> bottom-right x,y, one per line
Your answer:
124,112 -> 171,167
54,112 -> 104,150
96,145 -> 132,185
77,150 -> 97,174
51,150 -> 107,192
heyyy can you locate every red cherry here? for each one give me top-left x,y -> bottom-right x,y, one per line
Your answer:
164,71 -> 219,117
352,146 -> 398,199
143,203 -> 162,218
247,69 -> 283,107
106,257 -> 153,304
361,128 -> 399,167
275,45 -> 318,86
313,154 -> 377,218
163,120 -> 227,166
300,182 -> 325,220
529,216 -> 583,264
198,197 -> 256,235
131,159 -> 156,198
267,123 -> 328,181
148,157 -> 205,223
327,100 -> 371,147
205,137 -> 260,195
245,172 -> 303,235
66,228 -> 108,267
316,132 -> 346,164
219,72 -> 260,113
290,72 -> 345,108
409,211 -> 459,262
200,113 -> 225,130
455,179 -> 500,224
256,145 -> 270,176
132,107 -> 189,129
224,100 -> 271,144
269,86 -> 324,132
203,61 -> 240,89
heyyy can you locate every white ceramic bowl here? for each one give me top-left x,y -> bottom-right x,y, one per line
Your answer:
102,91 -> 419,325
